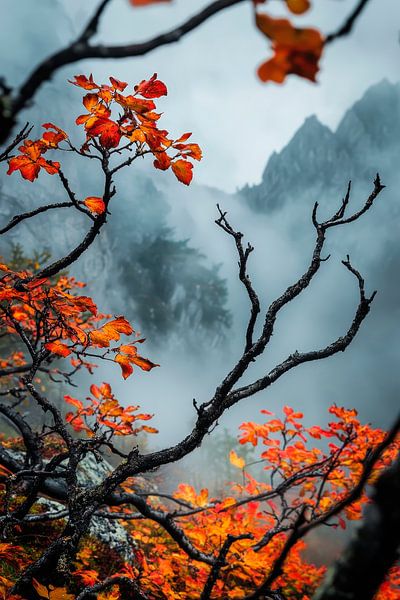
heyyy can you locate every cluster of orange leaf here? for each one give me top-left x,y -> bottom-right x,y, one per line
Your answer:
8,73 -> 201,186
2,406 -> 398,599
71,72 -> 201,185
130,0 -> 323,84
116,407 -> 399,599
0,262 -> 156,381
65,382 -> 157,437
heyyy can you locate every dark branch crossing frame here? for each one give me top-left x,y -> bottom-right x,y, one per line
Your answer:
0,0 -> 372,144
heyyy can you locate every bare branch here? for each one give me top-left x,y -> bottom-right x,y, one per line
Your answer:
0,123 -> 31,161
216,204 -> 260,351
75,575 -> 148,600
200,533 -> 252,600
325,0 -> 372,44
0,201 -> 74,235
76,0 -> 114,45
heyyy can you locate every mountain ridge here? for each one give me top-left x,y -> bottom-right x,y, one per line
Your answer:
240,79 -> 400,213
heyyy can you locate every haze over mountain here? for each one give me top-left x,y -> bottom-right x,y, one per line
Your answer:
241,79 -> 400,215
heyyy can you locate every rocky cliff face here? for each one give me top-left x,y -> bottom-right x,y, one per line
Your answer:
240,80 -> 400,214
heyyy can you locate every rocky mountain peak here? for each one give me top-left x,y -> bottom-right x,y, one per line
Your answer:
240,79 -> 400,213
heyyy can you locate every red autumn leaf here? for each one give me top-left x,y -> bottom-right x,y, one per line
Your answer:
173,142 -> 202,161
153,151 -> 171,171
65,412 -> 88,433
130,0 -> 171,6
134,73 -> 168,99
286,0 -> 311,15
83,196 -> 106,215
171,159 -> 193,185
45,340 -> 71,357
109,76 -> 128,91
174,132 -> 192,144
64,395 -> 84,410
115,353 -> 133,379
69,74 -> 98,90
7,141 -> 60,181
116,94 -> 156,114
41,123 -> 68,148
90,316 -> 133,348
86,118 -> 122,148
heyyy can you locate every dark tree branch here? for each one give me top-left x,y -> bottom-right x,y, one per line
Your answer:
0,0 -> 372,144
313,454 -> 400,600
227,254 -> 376,406
57,169 -> 94,220
325,0 -> 371,44
76,0 -> 114,45
216,204 -> 260,351
75,575 -> 148,600
200,534 -> 252,600
0,123 -> 31,161
243,415 -> 400,599
0,201 -> 74,235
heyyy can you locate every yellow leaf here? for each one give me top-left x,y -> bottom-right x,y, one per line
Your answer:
229,449 -> 245,469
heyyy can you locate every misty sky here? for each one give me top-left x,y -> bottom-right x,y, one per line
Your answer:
2,0 -> 400,191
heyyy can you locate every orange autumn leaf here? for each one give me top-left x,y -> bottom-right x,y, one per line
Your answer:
130,0 -> 172,5
7,140 -> 60,181
32,581 -> 73,600
229,449 -> 245,469
86,117 -> 122,148
255,12 -> 323,83
286,0 -> 311,14
45,340 -> 71,357
256,13 -> 322,50
68,73 -> 98,90
83,196 -> 106,215
134,73 -> 168,99
90,316 -> 133,347
32,580 -> 50,599
90,382 -> 112,399
115,353 -> 133,379
115,345 -> 159,379
171,159 -> 193,185
109,76 -> 128,92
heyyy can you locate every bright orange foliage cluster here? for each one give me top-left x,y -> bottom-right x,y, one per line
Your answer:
8,73 -> 201,185
70,72 -> 201,184
65,382 -> 157,437
6,123 -> 64,181
110,407 -> 398,599
2,406 -> 397,599
0,263 -> 156,382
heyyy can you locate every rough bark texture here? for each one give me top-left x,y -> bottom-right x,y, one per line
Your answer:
314,457 -> 400,600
